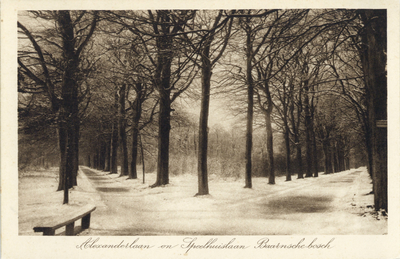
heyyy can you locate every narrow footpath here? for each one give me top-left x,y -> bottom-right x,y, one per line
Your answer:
78,167 -> 387,235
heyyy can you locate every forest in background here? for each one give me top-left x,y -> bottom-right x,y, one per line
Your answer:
17,10 -> 387,211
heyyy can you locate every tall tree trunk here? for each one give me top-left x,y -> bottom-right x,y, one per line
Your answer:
119,84 -> 129,176
71,119 -> 79,186
337,138 -> 345,171
153,88 -> 171,186
152,47 -> 173,187
130,123 -> 139,179
65,119 -> 76,189
197,43 -> 212,195
87,154 -> 91,168
365,124 -> 374,178
98,137 -> 106,170
283,83 -> 291,181
284,128 -> 291,181
104,134 -> 111,171
291,121 -> 303,179
129,85 -> 142,179
244,33 -> 254,188
322,140 -> 328,173
197,75 -> 211,194
345,156 -> 350,171
57,114 -> 69,196
296,142 -> 303,178
195,11 -> 232,194
333,143 -> 340,172
323,139 -> 333,174
140,134 -> 145,184
152,18 -> 173,187
95,144 -> 99,169
331,142 -> 337,173
19,11 -> 97,203
303,82 -> 313,178
359,10 -> 387,212
93,148 -> 98,169
259,78 -> 275,184
56,11 -> 80,204
110,123 -> 119,174
265,111 -> 275,184
290,85 -> 303,179
110,91 -> 119,174
312,130 -> 318,177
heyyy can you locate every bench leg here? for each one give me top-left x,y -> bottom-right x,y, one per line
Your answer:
82,213 -> 91,229
66,222 -> 75,236
43,229 -> 55,236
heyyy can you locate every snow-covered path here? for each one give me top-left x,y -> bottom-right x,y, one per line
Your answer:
78,167 -> 387,235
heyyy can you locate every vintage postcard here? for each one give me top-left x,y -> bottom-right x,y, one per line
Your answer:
2,0 -> 400,258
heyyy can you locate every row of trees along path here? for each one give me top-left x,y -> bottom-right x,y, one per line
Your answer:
18,10 -> 387,212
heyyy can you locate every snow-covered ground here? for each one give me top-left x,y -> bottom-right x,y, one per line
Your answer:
18,166 -> 387,236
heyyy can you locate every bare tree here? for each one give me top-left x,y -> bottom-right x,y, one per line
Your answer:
357,10 -> 387,211
18,11 -> 98,204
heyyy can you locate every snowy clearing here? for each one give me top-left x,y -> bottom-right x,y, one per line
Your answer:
19,166 -> 387,235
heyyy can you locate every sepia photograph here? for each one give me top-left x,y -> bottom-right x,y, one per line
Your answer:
2,0 -> 400,258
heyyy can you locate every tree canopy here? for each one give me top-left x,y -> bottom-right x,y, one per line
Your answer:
18,9 -> 387,211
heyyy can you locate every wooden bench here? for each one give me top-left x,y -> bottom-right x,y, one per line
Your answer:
33,204 -> 96,236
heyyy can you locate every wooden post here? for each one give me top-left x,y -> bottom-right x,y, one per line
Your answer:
66,222 -> 75,235
81,214 -> 91,229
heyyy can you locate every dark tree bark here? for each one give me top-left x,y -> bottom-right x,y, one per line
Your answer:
303,79 -> 313,178
197,53 -> 211,195
104,134 -> 111,171
333,142 -> 340,172
150,11 -> 176,187
310,103 -> 318,177
244,28 -> 254,189
58,115 -> 69,203
129,126 -> 139,179
258,77 -> 276,184
72,120 -> 80,186
312,130 -> 318,177
194,12 -> 232,195
358,10 -> 387,211
97,139 -> 105,170
56,11 -> 80,202
316,118 -> 333,174
140,134 -> 146,183
322,139 -> 332,174
59,11 -> 97,202
110,91 -> 119,174
295,142 -> 303,178
256,65 -> 276,184
93,148 -> 98,169
284,128 -> 291,181
87,154 -> 91,168
290,86 -> 303,179
337,137 -> 345,172
119,84 -> 129,176
154,87 -> 172,186
265,109 -> 275,184
153,33 -> 173,187
365,125 -> 374,178
129,83 -> 143,179
100,10 -> 194,187
280,80 -> 293,181
18,11 -> 97,204
345,156 -> 350,170
153,24 -> 174,187
330,142 -> 337,173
